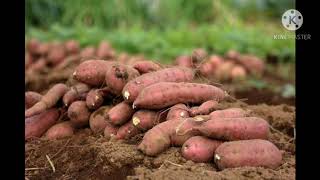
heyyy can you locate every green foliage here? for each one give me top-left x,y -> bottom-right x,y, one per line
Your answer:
26,23 -> 295,64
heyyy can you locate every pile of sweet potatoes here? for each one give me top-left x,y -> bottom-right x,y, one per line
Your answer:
25,40 -> 280,170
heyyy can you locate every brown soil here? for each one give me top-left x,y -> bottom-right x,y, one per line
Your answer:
25,101 -> 295,180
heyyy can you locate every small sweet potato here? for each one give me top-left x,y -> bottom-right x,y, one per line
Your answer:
181,136 -> 223,163
214,61 -> 235,80
117,53 -> 130,64
25,83 -> 69,117
86,87 -> 111,110
80,46 -> 96,59
194,117 -> 270,141
73,60 -> 112,86
47,46 -> 67,66
191,48 -> 207,64
25,91 -> 42,109
104,122 -> 119,139
209,108 -> 249,119
89,106 -> 112,133
132,110 -> 161,131
225,50 -> 241,60
174,55 -> 193,68
214,139 -> 282,169
122,67 -> 195,103
189,100 -> 218,116
105,63 -> 140,95
25,108 -> 60,141
37,43 -> 50,56
116,120 -> 140,140
198,55 -> 223,77
138,116 -> 207,156
237,55 -> 265,75
64,40 -> 80,54
27,38 -> 40,55
133,82 -> 226,109
63,83 -> 91,106
68,101 -> 91,128
96,41 -> 114,59
106,102 -> 135,125
230,65 -> 247,80
132,60 -> 162,74
166,104 -> 190,120
44,121 -> 74,140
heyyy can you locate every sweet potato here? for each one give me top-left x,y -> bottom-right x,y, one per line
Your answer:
198,55 -> 223,77
104,122 -> 119,139
132,110 -> 162,131
132,60 -> 162,74
189,100 -> 218,116
174,55 -> 193,68
117,53 -> 130,64
25,83 -> 69,117
106,102 -> 135,125
63,83 -> 91,106
209,108 -> 249,119
181,136 -> 223,163
122,67 -> 195,103
25,108 -> 60,141
86,87 -> 111,110
191,48 -> 207,64
89,106 -> 112,133
133,82 -> 226,109
214,61 -> 235,80
27,38 -> 40,55
230,65 -> 247,80
237,55 -> 265,75
194,117 -> 270,141
25,91 -> 42,109
225,50 -> 241,60
80,46 -> 96,59
47,46 -> 66,66
105,63 -> 140,95
214,139 -> 282,169
44,121 -> 74,140
116,120 -> 140,140
26,58 -> 47,73
138,116 -> 207,156
96,41 -> 114,59
37,43 -> 50,56
64,40 -> 80,54
68,101 -> 91,128
166,104 -> 190,120
73,60 -> 112,86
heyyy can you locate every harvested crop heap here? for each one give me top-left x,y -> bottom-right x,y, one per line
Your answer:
25,39 -> 294,179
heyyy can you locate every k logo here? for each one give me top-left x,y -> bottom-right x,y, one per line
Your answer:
282,9 -> 303,31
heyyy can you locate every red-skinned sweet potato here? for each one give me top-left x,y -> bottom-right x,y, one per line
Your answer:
63,83 -> 91,106
68,101 -> 91,128
47,46 -> 67,66
44,121 -> 74,140
64,40 -> 80,54
191,48 -> 207,64
174,55 -> 193,68
214,139 -> 282,169
96,41 -> 114,59
25,91 -> 42,109
104,122 -> 119,139
25,108 -> 60,141
133,60 -> 162,74
73,60 -> 112,86
116,120 -> 140,140
181,136 -> 223,163
80,46 -> 96,59
194,117 -> 270,141
89,105 -> 112,133
209,108 -> 249,119
230,65 -> 247,80
132,110 -> 163,131
86,87 -> 111,110
133,82 -> 226,109
106,102 -> 135,125
122,67 -> 195,103
166,104 -> 190,120
236,54 -> 265,75
189,100 -> 218,116
105,63 -> 140,95
25,83 -> 69,117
